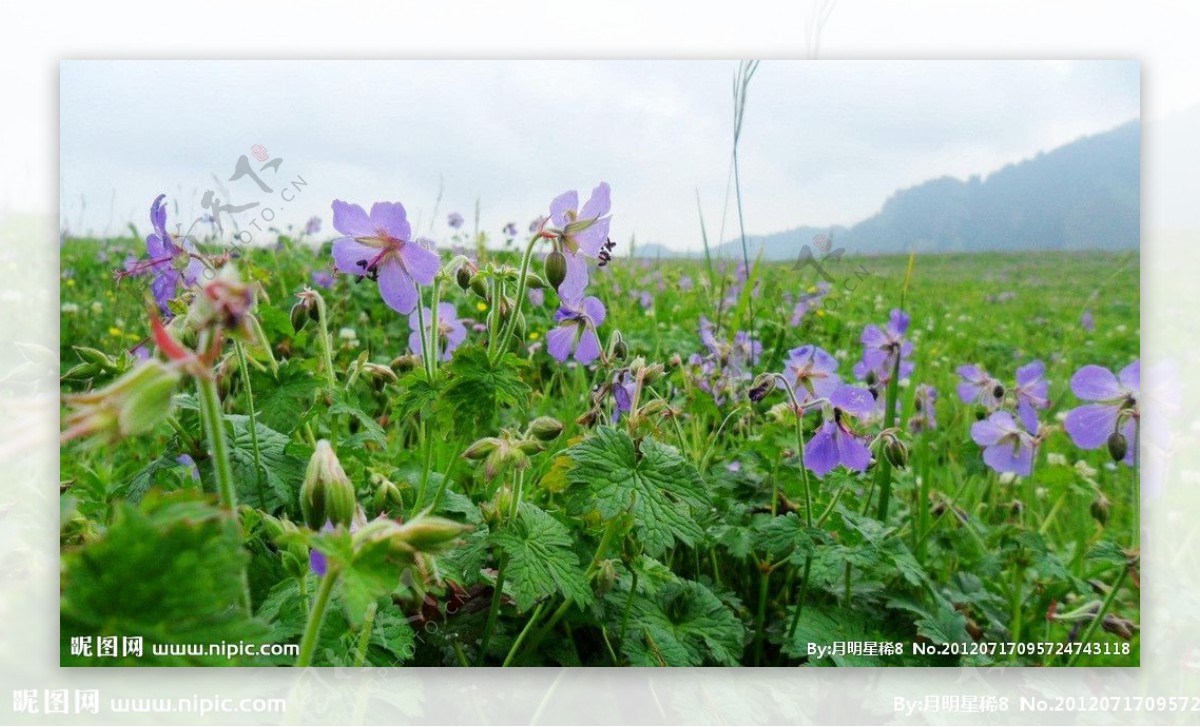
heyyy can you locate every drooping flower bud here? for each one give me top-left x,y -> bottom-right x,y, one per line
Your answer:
1091,492 -> 1110,525
391,513 -> 472,553
290,300 -> 311,332
61,359 -> 181,445
300,440 -> 357,530
525,272 -> 547,290
608,330 -> 628,361
469,273 -> 489,300
544,250 -> 567,290
748,373 -> 775,402
462,437 -> 501,460
456,265 -> 474,291
528,416 -> 565,441
1106,431 -> 1128,462
884,436 -> 909,469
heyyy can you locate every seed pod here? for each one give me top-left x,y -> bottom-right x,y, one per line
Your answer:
1106,431 -> 1128,462
300,440 -> 357,530
528,416 -> 565,442
462,437 -> 501,460
393,514 -> 472,553
544,250 -> 567,290
469,273 -> 489,300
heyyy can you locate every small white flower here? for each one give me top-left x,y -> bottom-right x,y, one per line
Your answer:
61,302 -> 80,314
338,327 -> 357,341
1047,453 -> 1068,467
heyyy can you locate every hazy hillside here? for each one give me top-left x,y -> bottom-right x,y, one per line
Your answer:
640,120 -> 1139,259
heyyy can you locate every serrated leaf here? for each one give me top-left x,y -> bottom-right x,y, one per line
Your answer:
564,427 -> 711,557
222,415 -> 311,515
754,512 -> 827,564
490,503 -> 592,611
616,579 -> 744,666
329,392 -> 387,448
61,491 -> 268,666
249,359 -> 319,433
783,605 -> 888,666
441,346 -> 530,427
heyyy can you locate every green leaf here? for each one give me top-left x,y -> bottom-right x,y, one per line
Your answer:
564,427 -> 711,557
61,491 -> 269,666
329,391 -> 387,448
616,579 -> 744,666
223,415 -> 311,515
393,370 -> 442,423
249,359 -> 319,434
753,512 -> 828,564
490,503 -> 592,611
441,346 -> 530,427
783,605 -> 888,666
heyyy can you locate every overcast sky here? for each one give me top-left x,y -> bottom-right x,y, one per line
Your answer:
59,60 -> 1139,250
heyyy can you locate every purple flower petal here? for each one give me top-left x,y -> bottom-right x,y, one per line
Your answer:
557,250 -> 590,301
834,427 -> 872,472
377,257 -> 418,313
1120,416 -> 1138,466
399,241 -> 441,286
331,200 -> 375,238
1064,403 -> 1120,450
309,548 -> 327,577
573,215 -> 611,256
1070,365 -> 1121,402
545,326 -> 574,362
580,182 -> 611,221
549,190 -> 579,229
370,201 -> 411,243
1118,360 -> 1140,393
803,421 -> 839,478
331,238 -> 377,276
983,440 -> 1033,476
971,410 -> 1017,447
1016,359 -> 1044,387
575,326 -> 602,365
831,384 -> 875,419
582,296 -> 607,327
1017,399 -> 1040,434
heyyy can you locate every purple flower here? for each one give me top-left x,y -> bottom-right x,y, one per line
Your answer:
330,199 -> 441,314
1014,359 -> 1049,432
956,364 -> 1004,409
611,370 -> 635,422
527,287 -> 545,307
791,283 -> 831,326
637,291 -> 654,309
908,384 -> 937,433
544,182 -> 612,300
1063,360 -> 1139,466
309,548 -> 327,577
804,384 -> 876,478
176,454 -> 200,482
503,222 -> 518,238
853,309 -> 914,384
781,345 -> 841,405
679,275 -> 693,292
311,269 -> 335,289
1081,310 -> 1095,333
546,296 -> 606,365
131,194 -> 204,314
304,216 -> 322,236
971,410 -> 1036,476
408,302 -> 468,362
447,212 -> 464,229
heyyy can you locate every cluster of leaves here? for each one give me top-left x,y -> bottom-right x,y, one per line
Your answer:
59,235 -> 1140,666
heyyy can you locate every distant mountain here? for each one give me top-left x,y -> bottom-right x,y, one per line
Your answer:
640,120 -> 1140,259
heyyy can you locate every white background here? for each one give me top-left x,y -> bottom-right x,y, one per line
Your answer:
2,1 -> 1198,725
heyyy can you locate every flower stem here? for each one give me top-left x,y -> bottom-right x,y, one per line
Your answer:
491,234 -> 541,365
313,290 -> 339,451
234,340 -> 267,509
502,602 -> 545,667
352,601 -> 378,667
197,376 -> 237,512
874,355 -> 902,522
1064,564 -> 1127,667
477,554 -> 508,665
297,569 -> 337,667
752,563 -> 771,666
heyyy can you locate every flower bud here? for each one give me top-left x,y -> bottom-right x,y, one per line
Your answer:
1106,431 -> 1128,462
544,250 -> 567,290
289,300 -> 311,332
1101,613 -> 1136,641
392,513 -> 472,553
62,359 -> 181,445
462,437 -> 501,460
884,437 -> 909,469
469,273 -> 489,300
300,440 -> 357,530
1090,492 -> 1110,525
608,331 -> 628,361
528,416 -> 565,441
525,272 -> 547,290
373,479 -> 403,513
456,265 -> 474,291
748,373 -> 775,402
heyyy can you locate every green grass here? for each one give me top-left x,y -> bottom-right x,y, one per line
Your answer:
59,235 -> 1139,667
